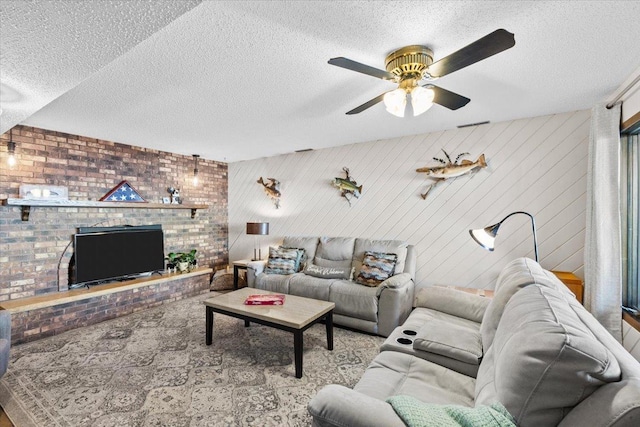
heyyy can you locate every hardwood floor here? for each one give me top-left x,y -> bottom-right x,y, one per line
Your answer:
0,406 -> 14,427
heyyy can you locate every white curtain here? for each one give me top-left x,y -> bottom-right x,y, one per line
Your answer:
584,103 -> 622,341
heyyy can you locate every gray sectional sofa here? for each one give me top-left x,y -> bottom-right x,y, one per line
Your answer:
246,236 -> 416,337
308,258 -> 640,427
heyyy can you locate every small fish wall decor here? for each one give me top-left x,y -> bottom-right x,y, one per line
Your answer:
416,149 -> 487,199
332,167 -> 362,206
257,177 -> 281,209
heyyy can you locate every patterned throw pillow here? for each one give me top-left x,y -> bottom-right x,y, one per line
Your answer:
265,247 -> 299,275
356,251 -> 398,286
281,247 -> 306,272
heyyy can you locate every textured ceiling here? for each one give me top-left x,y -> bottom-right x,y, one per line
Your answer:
2,1 -> 640,163
0,0 -> 201,133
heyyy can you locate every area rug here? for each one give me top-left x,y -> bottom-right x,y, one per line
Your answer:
0,293 -> 384,426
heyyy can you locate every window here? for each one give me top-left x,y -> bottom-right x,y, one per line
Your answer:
622,131 -> 639,314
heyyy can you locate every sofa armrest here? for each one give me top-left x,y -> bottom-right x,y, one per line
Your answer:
377,273 -> 413,294
308,385 -> 405,427
0,310 -> 10,340
378,274 -> 415,337
246,261 -> 267,287
414,286 -> 490,323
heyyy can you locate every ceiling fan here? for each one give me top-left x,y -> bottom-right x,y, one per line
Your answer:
328,29 -> 515,117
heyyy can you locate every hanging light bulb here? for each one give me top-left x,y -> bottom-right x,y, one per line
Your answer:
7,128 -> 17,168
192,154 -> 200,186
383,88 -> 407,117
410,86 -> 435,116
7,142 -> 16,167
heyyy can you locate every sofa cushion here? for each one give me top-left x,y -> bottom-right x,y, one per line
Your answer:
356,252 -> 397,286
264,246 -> 299,275
480,257 -> 558,349
415,286 -> 491,323
288,274 -> 337,300
355,351 -> 475,407
353,239 -> 408,276
314,256 -> 353,270
315,236 -> 355,261
329,280 -> 379,322
303,263 -> 351,280
254,272 -> 297,294
413,320 -> 482,365
475,285 -> 621,427
283,236 -> 319,267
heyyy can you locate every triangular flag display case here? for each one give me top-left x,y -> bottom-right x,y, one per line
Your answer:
100,180 -> 146,202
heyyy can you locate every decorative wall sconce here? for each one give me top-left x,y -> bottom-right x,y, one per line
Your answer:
7,128 -> 16,168
192,154 -> 200,186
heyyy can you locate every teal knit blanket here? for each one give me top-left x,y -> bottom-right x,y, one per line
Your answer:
387,395 -> 516,427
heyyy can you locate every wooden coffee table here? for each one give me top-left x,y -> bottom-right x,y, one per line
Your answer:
203,288 -> 335,378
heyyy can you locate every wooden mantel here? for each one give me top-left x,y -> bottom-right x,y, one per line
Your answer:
1,198 -> 208,221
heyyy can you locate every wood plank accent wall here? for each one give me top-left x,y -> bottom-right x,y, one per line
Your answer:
228,110 -> 590,290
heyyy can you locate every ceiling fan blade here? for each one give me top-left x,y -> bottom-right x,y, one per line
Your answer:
427,85 -> 470,110
346,92 -> 388,115
427,29 -> 515,78
329,57 -> 397,81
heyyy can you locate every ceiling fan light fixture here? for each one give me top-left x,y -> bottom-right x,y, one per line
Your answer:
383,88 -> 407,117
410,86 -> 435,116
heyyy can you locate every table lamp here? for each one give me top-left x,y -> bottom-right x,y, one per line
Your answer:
246,222 -> 269,261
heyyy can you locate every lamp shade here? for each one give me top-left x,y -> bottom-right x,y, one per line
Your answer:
246,222 -> 269,235
383,88 -> 407,117
410,86 -> 434,116
469,223 -> 500,251
468,211 -> 539,262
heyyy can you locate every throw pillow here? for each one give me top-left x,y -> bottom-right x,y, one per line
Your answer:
303,263 -> 351,279
281,246 -> 306,272
356,251 -> 397,286
264,246 -> 299,275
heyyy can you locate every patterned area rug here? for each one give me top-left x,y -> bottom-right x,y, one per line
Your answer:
0,293 -> 384,426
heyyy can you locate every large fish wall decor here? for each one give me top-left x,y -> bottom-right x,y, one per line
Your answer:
257,177 -> 281,208
416,149 -> 487,199
332,167 -> 362,206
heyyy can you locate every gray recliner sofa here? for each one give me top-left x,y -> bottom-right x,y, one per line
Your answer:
309,258 -> 640,427
0,309 -> 10,378
247,236 -> 416,337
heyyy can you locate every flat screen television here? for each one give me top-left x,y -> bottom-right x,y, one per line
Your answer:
73,225 -> 164,286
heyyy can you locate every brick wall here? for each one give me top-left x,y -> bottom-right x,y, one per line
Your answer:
9,273 -> 211,344
0,125 -> 228,301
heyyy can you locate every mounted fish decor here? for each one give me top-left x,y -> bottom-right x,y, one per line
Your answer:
416,149 -> 487,199
257,177 -> 281,209
333,167 -> 362,206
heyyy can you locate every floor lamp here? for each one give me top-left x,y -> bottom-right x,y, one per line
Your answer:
246,222 -> 269,261
469,211 -> 539,262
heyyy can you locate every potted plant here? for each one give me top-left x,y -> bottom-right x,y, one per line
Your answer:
166,249 -> 197,272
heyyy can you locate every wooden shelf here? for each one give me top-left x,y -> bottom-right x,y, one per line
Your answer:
1,198 -> 208,221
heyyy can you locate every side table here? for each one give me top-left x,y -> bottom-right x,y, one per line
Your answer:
233,260 -> 251,290
552,271 -> 584,304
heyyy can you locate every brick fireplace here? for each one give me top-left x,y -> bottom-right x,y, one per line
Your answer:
0,125 -> 229,342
